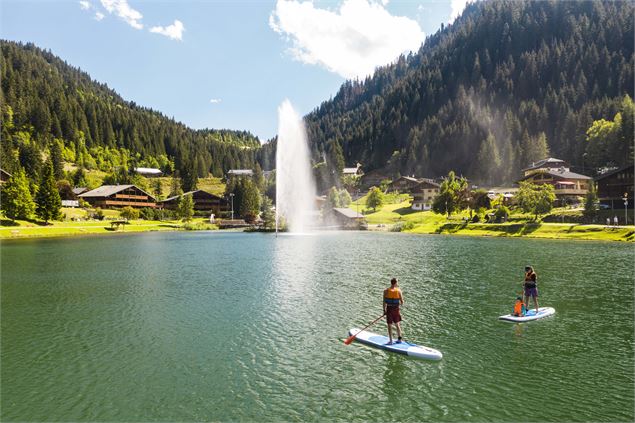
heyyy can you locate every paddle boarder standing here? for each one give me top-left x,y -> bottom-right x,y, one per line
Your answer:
383,278 -> 404,345
523,265 -> 539,313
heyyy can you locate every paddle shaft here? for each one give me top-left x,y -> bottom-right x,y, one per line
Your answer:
344,313 -> 386,345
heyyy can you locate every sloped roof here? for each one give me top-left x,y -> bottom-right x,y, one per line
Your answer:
594,163 -> 634,181
79,184 -> 155,200
522,157 -> 568,171
159,190 -> 224,203
72,187 -> 88,195
518,169 -> 591,182
227,169 -> 253,175
134,167 -> 163,175
333,208 -> 365,219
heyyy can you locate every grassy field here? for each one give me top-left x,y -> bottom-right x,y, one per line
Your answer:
350,194 -> 634,242
0,215 -> 218,240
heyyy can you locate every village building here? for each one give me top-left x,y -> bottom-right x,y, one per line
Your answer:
517,160 -> 591,206
78,185 -> 156,208
327,207 -> 367,230
342,163 -> 363,177
594,164 -> 634,210
359,169 -> 390,190
522,158 -> 570,176
411,179 -> 440,210
134,167 -> 163,177
226,169 -> 253,179
158,190 -> 230,215
0,168 -> 11,185
387,176 -> 423,193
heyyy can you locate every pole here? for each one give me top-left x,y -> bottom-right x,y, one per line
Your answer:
624,196 -> 628,226
230,193 -> 234,220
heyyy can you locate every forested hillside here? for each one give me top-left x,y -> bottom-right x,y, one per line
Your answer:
301,0 -> 634,186
0,40 -> 261,180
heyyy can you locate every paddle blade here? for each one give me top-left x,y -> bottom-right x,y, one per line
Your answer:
344,335 -> 356,345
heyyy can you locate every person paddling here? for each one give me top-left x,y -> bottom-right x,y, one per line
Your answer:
383,277 -> 404,345
523,265 -> 539,313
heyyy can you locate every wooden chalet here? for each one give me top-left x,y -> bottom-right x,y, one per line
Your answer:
0,168 -> 11,184
327,208 -> 367,230
517,164 -> 591,206
342,163 -> 363,177
595,164 -> 634,210
78,185 -> 156,208
522,158 -> 570,177
360,169 -> 390,190
158,190 -> 229,214
411,179 -> 440,211
387,176 -> 422,193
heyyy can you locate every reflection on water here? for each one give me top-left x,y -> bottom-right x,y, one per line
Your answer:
1,232 -> 633,422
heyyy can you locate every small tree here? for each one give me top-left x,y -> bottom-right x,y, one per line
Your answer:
261,195 -> 275,230
35,161 -> 62,223
326,186 -> 341,210
583,181 -> 600,222
432,171 -> 469,217
153,178 -> 163,201
1,168 -> 35,221
366,186 -> 384,212
120,206 -> 140,220
338,189 -> 352,207
176,193 -> 195,222
516,181 -> 556,221
236,179 -> 261,222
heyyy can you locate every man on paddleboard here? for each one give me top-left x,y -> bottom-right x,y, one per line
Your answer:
523,265 -> 539,313
383,278 -> 404,345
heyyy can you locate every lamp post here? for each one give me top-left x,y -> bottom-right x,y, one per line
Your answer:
623,193 -> 628,226
229,193 -> 235,220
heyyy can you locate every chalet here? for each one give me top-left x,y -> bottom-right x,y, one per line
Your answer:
360,169 -> 390,190
387,176 -> 422,193
517,166 -> 591,206
595,164 -> 634,210
78,185 -> 156,208
134,167 -> 163,177
342,163 -> 363,177
522,158 -> 570,177
227,169 -> 253,179
327,208 -> 367,230
411,179 -> 440,211
0,168 -> 11,184
158,190 -> 230,214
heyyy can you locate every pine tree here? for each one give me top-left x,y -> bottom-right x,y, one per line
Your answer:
35,161 -> 62,223
583,181 -> 599,223
261,195 -> 275,230
1,168 -> 36,220
50,139 -> 64,180
176,193 -> 194,222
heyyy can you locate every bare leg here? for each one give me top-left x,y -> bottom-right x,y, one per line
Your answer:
396,322 -> 403,341
533,296 -> 539,313
387,323 -> 393,343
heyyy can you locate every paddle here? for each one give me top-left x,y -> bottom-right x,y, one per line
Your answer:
344,312 -> 386,345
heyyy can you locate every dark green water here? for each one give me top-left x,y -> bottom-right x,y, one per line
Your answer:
1,232 -> 633,422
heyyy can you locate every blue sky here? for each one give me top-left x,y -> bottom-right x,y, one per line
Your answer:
1,0 -> 469,141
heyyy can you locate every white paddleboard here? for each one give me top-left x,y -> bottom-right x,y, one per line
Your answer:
348,328 -> 443,361
499,306 -> 555,322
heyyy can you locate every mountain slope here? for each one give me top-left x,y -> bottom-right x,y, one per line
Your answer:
0,40 -> 260,178
303,0 -> 634,185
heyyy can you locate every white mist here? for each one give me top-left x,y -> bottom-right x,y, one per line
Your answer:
275,99 -> 317,233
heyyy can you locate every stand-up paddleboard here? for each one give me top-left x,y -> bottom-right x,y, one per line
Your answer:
499,306 -> 555,322
348,328 -> 443,361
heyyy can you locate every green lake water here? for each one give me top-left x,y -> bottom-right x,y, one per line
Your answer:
1,232 -> 633,422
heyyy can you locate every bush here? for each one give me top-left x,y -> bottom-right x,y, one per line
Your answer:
139,207 -> 156,220
93,207 -> 104,220
391,220 -> 416,232
494,205 -> 510,222
120,206 -> 140,220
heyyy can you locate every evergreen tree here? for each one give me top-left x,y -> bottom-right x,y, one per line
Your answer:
1,168 -> 35,220
583,181 -> 600,223
49,139 -> 64,180
235,179 -> 261,222
261,195 -> 275,230
326,186 -> 341,210
338,189 -> 352,207
35,161 -> 62,223
176,193 -> 194,222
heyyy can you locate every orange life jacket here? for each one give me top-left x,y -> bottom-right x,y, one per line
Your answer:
513,300 -> 524,316
384,287 -> 401,306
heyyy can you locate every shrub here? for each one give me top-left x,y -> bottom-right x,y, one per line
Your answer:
494,205 -> 510,222
120,206 -> 140,220
391,220 -> 416,232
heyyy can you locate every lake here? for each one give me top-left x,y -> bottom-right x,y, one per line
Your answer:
1,232 -> 633,421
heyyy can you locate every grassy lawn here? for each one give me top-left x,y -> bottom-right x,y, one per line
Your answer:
349,195 -> 634,242
0,216 -> 218,240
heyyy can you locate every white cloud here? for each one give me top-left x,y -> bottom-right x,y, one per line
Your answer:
79,1 -> 91,10
209,98 -> 222,104
269,0 -> 424,79
149,20 -> 185,41
94,12 -> 105,21
100,0 -> 143,30
449,0 -> 470,23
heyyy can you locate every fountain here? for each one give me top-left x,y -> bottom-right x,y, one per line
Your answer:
275,99 -> 317,233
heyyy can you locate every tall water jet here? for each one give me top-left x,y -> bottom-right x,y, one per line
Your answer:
276,99 -> 317,233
